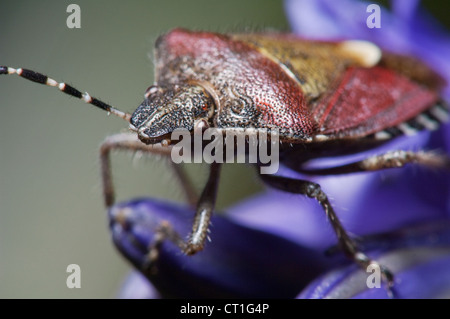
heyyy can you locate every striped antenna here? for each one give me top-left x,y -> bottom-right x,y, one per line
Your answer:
0,66 -> 131,122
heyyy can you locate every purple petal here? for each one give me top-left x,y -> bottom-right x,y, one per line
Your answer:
117,271 -> 161,299
109,198 -> 333,298
298,221 -> 450,299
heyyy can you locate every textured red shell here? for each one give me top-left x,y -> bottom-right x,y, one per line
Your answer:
154,28 -> 443,142
313,66 -> 438,137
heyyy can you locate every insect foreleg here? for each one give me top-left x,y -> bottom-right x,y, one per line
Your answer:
101,134 -> 221,266
184,162 -> 222,255
99,133 -> 198,208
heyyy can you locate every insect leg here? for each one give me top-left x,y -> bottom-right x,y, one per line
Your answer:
99,132 -> 198,208
184,162 -> 222,255
259,173 -> 394,287
101,134 -> 221,264
111,162 -> 221,274
298,150 -> 450,175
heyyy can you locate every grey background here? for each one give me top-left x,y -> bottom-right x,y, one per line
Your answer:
0,0 -> 287,298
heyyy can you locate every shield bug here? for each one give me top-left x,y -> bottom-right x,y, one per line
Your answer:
1,28 -> 449,289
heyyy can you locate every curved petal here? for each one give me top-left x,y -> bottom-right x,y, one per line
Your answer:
109,199 -> 333,298
298,221 -> 450,299
117,271 -> 161,299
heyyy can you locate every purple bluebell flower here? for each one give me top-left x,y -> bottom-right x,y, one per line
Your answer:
111,198 -> 334,298
114,0 -> 450,299
298,221 -> 450,299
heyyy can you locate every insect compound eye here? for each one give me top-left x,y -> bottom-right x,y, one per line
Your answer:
144,85 -> 161,99
230,99 -> 245,115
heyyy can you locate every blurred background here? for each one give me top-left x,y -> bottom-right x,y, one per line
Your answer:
0,0 -> 287,298
0,0 -> 449,298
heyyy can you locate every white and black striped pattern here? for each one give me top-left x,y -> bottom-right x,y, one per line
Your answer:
372,103 -> 449,140
0,66 -> 131,122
